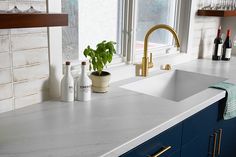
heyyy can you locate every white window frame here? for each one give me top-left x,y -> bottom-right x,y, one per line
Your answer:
61,0 -> 191,65
118,0 -> 195,66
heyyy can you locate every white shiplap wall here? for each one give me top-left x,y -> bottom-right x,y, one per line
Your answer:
190,1 -> 221,58
0,0 -> 49,113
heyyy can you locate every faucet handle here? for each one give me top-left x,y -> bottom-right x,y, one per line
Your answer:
148,53 -> 154,68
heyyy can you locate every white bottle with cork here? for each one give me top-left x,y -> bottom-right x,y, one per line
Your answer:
61,61 -> 74,102
77,61 -> 92,101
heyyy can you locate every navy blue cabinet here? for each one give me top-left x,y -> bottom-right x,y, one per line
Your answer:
120,123 -> 182,157
181,101 -> 220,157
181,133 -> 216,157
217,99 -> 236,157
121,99 -> 236,157
181,99 -> 236,157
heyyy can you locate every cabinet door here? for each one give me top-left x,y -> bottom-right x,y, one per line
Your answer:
120,123 -> 182,157
181,101 -> 220,157
182,101 -> 219,145
218,117 -> 236,157
181,132 -> 218,157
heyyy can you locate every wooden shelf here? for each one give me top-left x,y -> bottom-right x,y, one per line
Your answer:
197,10 -> 236,17
0,13 -> 68,29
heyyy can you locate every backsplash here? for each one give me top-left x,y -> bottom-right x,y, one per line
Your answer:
0,0 -> 49,113
191,1 -> 221,58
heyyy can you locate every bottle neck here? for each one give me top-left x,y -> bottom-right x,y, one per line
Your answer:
217,29 -> 221,38
65,65 -> 71,76
226,30 -> 231,38
81,65 -> 86,75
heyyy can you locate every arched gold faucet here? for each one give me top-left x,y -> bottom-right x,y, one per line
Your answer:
141,24 -> 181,76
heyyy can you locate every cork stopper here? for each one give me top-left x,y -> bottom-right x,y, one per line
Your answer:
82,61 -> 86,65
65,61 -> 70,65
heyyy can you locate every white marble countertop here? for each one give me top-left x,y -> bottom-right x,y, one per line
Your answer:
1,58 -> 236,157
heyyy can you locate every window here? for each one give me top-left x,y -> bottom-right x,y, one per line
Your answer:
78,0 -> 123,64
62,0 -> 180,64
62,0 -> 122,63
133,0 -> 179,62
62,0 -> 79,62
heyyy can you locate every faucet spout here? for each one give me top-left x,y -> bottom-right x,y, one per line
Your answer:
142,24 -> 180,76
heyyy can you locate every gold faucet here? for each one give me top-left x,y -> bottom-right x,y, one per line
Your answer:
141,24 -> 181,76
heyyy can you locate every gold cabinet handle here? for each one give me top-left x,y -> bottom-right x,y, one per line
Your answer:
217,129 -> 223,155
212,133 -> 218,157
151,146 -> 171,157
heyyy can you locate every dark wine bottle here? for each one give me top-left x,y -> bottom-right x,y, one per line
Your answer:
212,27 -> 223,60
222,29 -> 232,61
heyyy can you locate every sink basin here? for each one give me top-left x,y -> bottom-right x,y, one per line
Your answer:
121,70 -> 226,102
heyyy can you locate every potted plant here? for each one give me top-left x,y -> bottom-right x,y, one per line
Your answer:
83,40 -> 116,93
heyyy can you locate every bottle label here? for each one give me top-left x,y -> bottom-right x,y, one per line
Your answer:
69,86 -> 74,93
225,48 -> 232,58
217,44 -> 223,56
79,85 -> 91,93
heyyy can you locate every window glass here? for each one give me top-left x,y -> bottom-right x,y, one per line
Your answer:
135,0 -> 177,54
78,0 -> 121,60
62,0 -> 78,62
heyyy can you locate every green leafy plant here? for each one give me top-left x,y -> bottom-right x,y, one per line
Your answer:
83,40 -> 116,76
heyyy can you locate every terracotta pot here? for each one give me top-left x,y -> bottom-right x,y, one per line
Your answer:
90,71 -> 111,93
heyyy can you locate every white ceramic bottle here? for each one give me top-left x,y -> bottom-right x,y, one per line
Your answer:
61,61 -> 74,102
77,61 -> 92,101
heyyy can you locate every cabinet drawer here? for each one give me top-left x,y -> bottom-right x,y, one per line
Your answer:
120,123 -> 182,157
182,101 -> 222,145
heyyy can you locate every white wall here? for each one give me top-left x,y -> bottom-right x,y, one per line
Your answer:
189,0 -> 236,58
189,0 -> 221,58
0,0 -> 49,113
47,0 -> 63,99
222,17 -> 236,55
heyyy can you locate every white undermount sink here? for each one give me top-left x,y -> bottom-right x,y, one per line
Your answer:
121,70 -> 226,102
